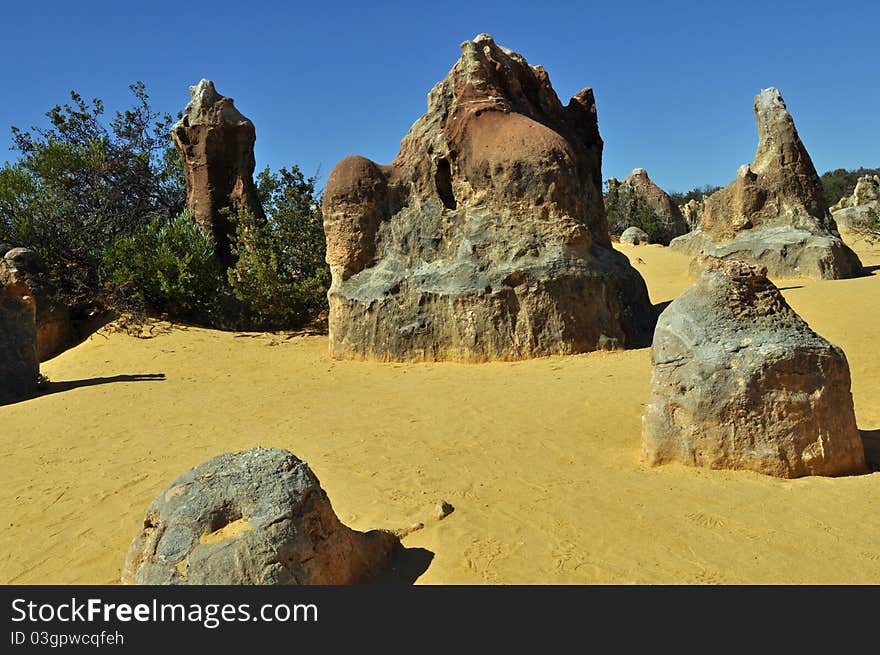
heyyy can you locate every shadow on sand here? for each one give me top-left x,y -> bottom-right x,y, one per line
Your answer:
859,429 -> 880,471
1,373 -> 166,407
373,547 -> 435,585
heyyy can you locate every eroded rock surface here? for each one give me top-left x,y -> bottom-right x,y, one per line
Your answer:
643,258 -> 866,478
0,254 -> 38,402
122,447 -> 400,584
679,198 -> 703,232
620,226 -> 650,245
322,34 -> 653,361
670,88 -> 862,279
832,174 -> 880,230
1,246 -> 72,361
172,80 -> 265,266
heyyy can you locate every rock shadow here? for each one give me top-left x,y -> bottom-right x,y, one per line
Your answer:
1,373 -> 166,407
372,546 -> 435,585
859,429 -> 880,471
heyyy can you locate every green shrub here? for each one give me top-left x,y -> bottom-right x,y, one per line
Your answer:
0,83 -> 185,315
103,210 -> 224,320
227,165 -> 330,329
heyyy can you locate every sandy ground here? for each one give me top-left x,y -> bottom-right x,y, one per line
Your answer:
2,234 -> 880,585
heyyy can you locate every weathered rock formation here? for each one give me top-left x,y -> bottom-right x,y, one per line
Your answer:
172,80 -> 265,266
831,174 -> 880,230
607,168 -> 689,244
322,34 -> 653,361
832,174 -> 880,210
1,246 -> 73,361
643,258 -> 866,478
0,255 -> 39,402
122,447 -> 400,585
620,226 -> 650,245
670,88 -> 862,279
679,198 -> 703,231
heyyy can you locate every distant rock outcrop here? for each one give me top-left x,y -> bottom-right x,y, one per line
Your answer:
322,34 -> 653,361
678,198 -> 703,232
643,258 -> 866,478
607,168 -> 689,244
1,246 -> 73,361
670,88 -> 862,279
122,448 -> 400,585
172,80 -> 265,266
831,174 -> 880,230
0,254 -> 39,402
832,174 -> 880,210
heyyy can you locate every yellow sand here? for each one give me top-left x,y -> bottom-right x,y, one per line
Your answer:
2,234 -> 880,585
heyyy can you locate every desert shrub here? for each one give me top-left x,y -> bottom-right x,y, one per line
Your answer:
668,184 -> 722,206
226,165 -> 330,329
0,83 -> 185,315
2,84 -> 331,331
848,205 -> 880,243
103,210 -> 224,320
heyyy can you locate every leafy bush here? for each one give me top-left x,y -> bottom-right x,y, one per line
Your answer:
668,184 -> 722,206
0,83 -> 185,314
226,165 -> 330,329
103,210 -> 224,320
3,84 -> 330,332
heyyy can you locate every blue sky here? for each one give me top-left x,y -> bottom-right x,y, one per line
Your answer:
2,0 -> 878,193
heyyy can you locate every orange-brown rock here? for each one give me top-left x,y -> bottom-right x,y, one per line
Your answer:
1,246 -> 73,361
172,80 -> 264,266
322,34 -> 653,361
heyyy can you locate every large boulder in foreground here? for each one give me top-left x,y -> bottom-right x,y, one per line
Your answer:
670,88 -> 862,279
606,168 -> 689,245
1,246 -> 73,361
643,258 -> 866,478
172,79 -> 265,266
322,34 -> 653,362
0,258 -> 38,402
122,448 -> 400,584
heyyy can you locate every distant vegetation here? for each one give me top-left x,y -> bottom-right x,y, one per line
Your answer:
820,167 -> 880,207
667,184 -> 723,206
0,83 -> 329,331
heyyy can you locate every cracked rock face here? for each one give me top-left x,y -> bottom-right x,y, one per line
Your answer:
679,199 -> 703,232
0,252 -> 38,402
322,34 -> 653,361
670,88 -> 862,279
172,80 -> 265,266
642,258 -> 866,478
122,448 -> 400,584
